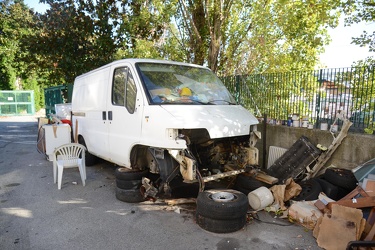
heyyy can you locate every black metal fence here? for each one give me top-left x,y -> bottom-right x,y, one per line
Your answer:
222,66 -> 375,134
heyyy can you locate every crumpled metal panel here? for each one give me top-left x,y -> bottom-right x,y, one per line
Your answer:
267,136 -> 321,184
352,157 -> 375,182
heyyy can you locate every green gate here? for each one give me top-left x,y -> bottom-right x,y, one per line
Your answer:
44,84 -> 73,115
0,91 -> 35,116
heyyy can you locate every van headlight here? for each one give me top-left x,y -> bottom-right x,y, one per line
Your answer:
250,124 -> 257,133
167,129 -> 179,140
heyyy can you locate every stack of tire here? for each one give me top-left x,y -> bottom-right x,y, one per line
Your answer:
115,167 -> 148,203
293,168 -> 358,201
196,189 -> 249,233
234,174 -> 271,195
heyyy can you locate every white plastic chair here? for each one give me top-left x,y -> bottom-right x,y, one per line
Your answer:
53,143 -> 87,190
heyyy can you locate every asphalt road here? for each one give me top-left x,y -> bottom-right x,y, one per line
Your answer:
0,115 -> 321,250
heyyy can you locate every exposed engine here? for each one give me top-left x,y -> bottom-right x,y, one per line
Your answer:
142,128 -> 260,198
169,128 -> 260,182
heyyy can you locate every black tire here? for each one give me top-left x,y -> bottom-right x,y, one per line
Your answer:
78,137 -> 99,166
293,179 -> 322,201
170,178 -> 200,198
196,189 -> 248,220
115,187 -> 145,203
233,185 -> 252,195
196,213 -> 247,233
235,174 -> 271,191
324,168 -> 358,191
116,179 -> 142,190
115,168 -> 148,181
336,185 -> 353,200
315,177 -> 339,200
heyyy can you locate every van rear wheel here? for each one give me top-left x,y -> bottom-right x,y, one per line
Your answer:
78,137 -> 98,166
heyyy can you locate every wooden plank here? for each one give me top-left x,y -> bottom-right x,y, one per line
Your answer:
165,198 -> 196,206
365,223 -> 375,241
340,186 -> 369,201
367,207 -> 375,226
328,196 -> 375,209
255,172 -> 278,185
307,119 -> 352,179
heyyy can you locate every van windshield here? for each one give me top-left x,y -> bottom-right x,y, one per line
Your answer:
137,63 -> 236,105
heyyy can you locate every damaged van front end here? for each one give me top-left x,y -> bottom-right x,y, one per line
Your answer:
133,61 -> 261,198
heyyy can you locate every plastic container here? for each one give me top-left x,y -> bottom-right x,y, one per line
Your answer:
287,118 -> 293,126
293,120 -> 300,127
292,113 -> 299,121
320,122 -> 328,130
330,124 -> 338,133
248,187 -> 274,210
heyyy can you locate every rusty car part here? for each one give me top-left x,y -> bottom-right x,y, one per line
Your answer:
267,136 -> 321,183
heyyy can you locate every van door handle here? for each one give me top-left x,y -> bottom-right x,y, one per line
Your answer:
108,111 -> 113,120
102,111 -> 106,120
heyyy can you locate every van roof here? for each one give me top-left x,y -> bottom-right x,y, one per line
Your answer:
75,59 -> 208,79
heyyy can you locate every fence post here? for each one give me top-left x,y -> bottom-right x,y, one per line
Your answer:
235,75 -> 240,104
262,113 -> 267,170
315,69 -> 323,128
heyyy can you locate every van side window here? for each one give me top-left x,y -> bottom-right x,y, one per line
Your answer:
126,71 -> 137,113
113,68 -> 127,106
112,67 -> 137,113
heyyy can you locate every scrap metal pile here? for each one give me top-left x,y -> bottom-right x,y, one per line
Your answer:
239,117 -> 375,249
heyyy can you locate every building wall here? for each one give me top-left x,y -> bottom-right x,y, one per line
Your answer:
257,124 -> 375,171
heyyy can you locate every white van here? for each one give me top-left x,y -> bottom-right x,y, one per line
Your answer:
72,59 -> 260,198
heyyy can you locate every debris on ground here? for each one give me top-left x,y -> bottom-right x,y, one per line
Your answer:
313,204 -> 365,250
289,200 -> 323,230
241,115 -> 375,249
269,178 -> 302,210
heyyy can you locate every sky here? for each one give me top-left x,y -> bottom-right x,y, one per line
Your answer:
25,0 -> 48,12
24,0 -> 374,69
319,17 -> 375,68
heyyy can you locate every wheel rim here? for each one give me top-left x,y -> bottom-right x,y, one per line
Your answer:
210,192 -> 235,202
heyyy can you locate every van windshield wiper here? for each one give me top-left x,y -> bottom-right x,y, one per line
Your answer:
206,100 -> 237,105
158,99 -> 235,105
158,100 -> 208,105
190,100 -> 209,105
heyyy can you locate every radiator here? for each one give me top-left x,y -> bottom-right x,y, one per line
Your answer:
267,146 -> 288,169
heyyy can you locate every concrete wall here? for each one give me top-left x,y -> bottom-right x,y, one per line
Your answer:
256,124 -> 375,171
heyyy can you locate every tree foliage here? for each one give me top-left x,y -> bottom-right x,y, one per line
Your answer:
115,0 -> 177,59
174,0 -> 341,75
341,0 -> 375,52
24,0 -> 176,85
28,0 -> 108,84
3,0 -> 370,93
0,0 -> 35,89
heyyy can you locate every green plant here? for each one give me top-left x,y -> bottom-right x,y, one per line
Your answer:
364,122 -> 374,134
